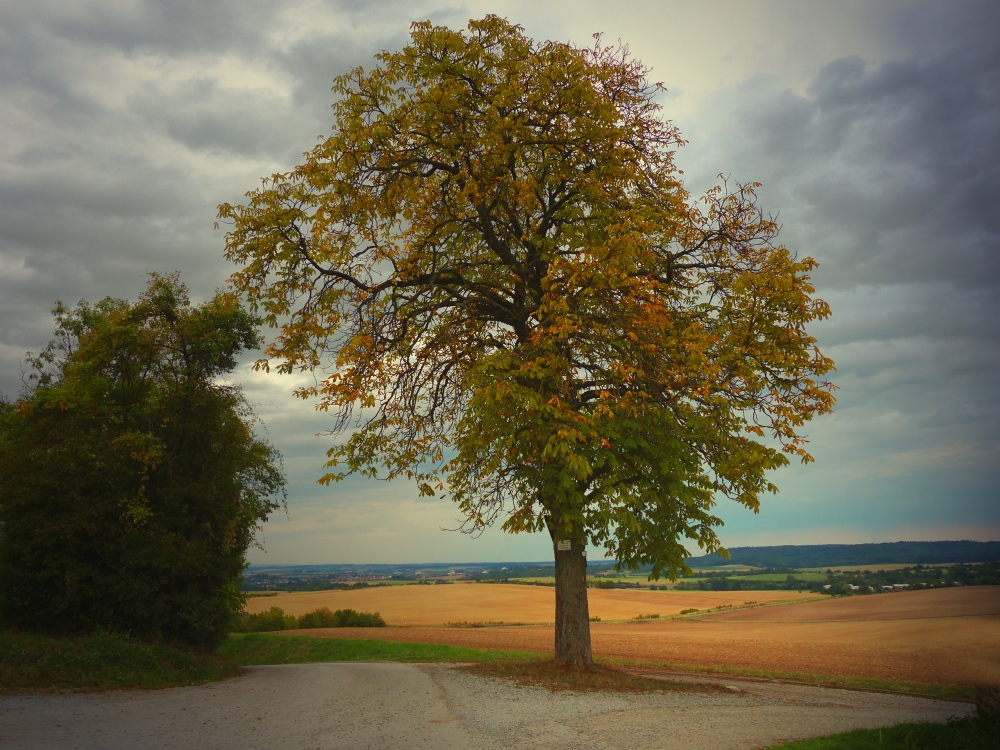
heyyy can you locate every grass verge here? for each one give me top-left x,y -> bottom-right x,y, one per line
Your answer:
223,633 -> 722,694
3,628 -> 977,704
0,631 -> 239,692
228,632 -> 970,701
599,658 -> 974,702
764,713 -> 999,749
220,632 -> 538,665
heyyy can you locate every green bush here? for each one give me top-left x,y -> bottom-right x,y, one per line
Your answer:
590,580 -> 616,589
234,607 -> 299,632
234,606 -> 386,632
0,276 -> 286,648
296,607 -> 340,628
326,608 -> 386,627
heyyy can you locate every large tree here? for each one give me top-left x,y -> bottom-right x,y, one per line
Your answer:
0,274 -> 286,647
219,17 -> 835,666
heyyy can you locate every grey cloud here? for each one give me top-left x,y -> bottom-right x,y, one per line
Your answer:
269,3 -> 468,124
0,0 -> 467,403
749,47 -> 999,291
818,284 -> 998,348
15,0 -> 274,56
128,77 -> 320,160
3,1 -> 996,558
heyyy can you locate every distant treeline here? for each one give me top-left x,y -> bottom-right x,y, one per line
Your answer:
675,562 -> 999,593
242,578 -> 393,592
687,541 -> 1000,569
472,565 -> 557,581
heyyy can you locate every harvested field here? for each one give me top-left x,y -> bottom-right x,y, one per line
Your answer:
244,583 -> 821,625
285,587 -> 1000,687
699,585 -> 1000,622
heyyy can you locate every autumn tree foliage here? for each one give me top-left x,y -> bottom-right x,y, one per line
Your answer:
219,17 -> 835,666
0,275 -> 286,647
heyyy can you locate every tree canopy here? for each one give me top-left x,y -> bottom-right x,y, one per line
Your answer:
219,16 -> 835,664
0,274 -> 286,647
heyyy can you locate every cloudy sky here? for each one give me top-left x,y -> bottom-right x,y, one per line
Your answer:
2,1 -> 997,564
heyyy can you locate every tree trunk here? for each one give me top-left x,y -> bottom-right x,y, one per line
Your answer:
553,538 -> 593,668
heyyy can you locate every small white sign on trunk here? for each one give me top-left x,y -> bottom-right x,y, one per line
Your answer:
556,540 -> 572,551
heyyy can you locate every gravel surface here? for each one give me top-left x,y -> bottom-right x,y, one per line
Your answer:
0,663 -> 972,750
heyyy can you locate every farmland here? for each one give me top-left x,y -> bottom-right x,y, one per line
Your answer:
733,572 -> 827,582
253,583 -> 1000,687
243,582 -> 820,624
699,585 -> 999,622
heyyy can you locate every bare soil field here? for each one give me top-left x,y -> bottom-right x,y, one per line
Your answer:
245,582 -> 821,624
282,586 -> 1000,687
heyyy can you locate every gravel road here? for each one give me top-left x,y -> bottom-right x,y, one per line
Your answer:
0,663 -> 971,750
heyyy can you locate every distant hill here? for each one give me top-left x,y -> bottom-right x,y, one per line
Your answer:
686,540 -> 1000,569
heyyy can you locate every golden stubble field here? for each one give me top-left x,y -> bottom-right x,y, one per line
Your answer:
254,583 -> 1000,687
245,583 -> 819,624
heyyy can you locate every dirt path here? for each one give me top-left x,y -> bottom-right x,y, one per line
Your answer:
0,663 -> 971,750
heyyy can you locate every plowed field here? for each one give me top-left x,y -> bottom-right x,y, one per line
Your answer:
269,585 -> 1000,687
245,583 -> 820,624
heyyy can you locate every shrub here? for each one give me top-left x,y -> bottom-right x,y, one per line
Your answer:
324,608 -> 386,628
235,606 -> 386,632
234,607 -> 298,632
977,684 -> 1000,718
296,607 -> 340,628
0,276 -> 286,648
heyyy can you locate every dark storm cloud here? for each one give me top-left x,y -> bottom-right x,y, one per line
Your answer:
681,18 -> 999,375
674,2 -> 1000,543
725,48 -> 1000,292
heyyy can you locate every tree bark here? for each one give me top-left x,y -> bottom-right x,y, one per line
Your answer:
553,538 -> 594,668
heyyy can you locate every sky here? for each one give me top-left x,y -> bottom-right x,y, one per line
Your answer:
1,1 -> 997,564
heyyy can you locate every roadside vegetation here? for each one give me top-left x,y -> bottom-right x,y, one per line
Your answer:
0,631 -> 238,692
221,633 -> 534,665
223,633 -> 721,695
764,713 -> 998,749
1,625 -> 980,723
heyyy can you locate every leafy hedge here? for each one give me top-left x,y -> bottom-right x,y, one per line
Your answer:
0,276 -> 286,648
234,607 -> 385,632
